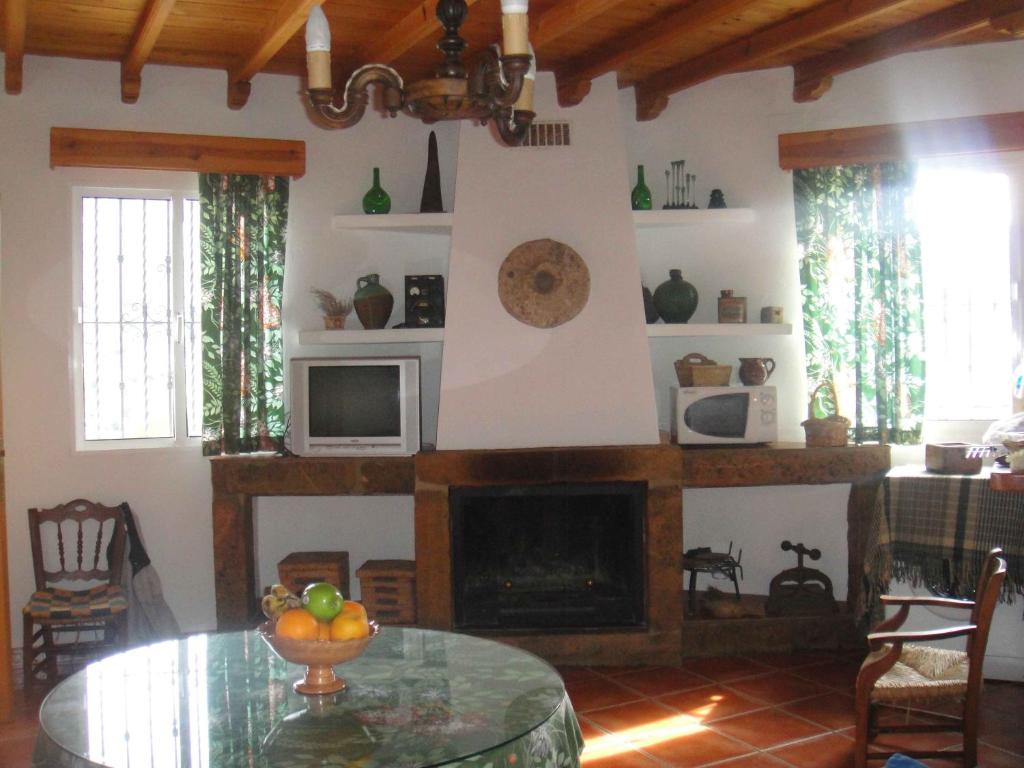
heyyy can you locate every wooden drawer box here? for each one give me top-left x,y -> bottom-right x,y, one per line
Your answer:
277,551 -> 350,597
356,559 -> 416,625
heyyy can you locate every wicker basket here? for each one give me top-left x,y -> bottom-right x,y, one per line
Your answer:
801,382 -> 850,447
674,353 -> 732,387
277,551 -> 350,597
356,559 -> 416,625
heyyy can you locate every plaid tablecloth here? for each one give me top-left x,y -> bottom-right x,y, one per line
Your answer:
861,467 -> 1024,625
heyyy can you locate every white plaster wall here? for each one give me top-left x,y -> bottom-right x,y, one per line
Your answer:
624,39 -> 1024,590
437,73 -> 659,449
0,55 -> 458,637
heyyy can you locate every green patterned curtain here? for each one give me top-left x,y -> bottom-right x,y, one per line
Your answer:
794,162 -> 925,444
200,174 -> 288,455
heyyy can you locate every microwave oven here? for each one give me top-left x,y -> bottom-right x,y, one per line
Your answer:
672,386 -> 777,445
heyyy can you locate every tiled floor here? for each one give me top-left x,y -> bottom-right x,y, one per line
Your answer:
559,651 -> 1024,768
3,650 -> 1022,767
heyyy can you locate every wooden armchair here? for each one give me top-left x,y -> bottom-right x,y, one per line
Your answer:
22,499 -> 128,690
854,547 -> 1007,768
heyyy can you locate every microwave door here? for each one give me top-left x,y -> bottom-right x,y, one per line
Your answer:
684,393 -> 749,438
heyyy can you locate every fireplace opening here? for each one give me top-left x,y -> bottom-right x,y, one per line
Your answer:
450,482 -> 646,630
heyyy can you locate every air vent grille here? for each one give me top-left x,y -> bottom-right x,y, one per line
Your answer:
521,121 -> 572,148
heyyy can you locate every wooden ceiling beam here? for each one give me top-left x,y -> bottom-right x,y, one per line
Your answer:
4,0 -> 27,94
531,0 -> 627,50
226,0 -> 324,109
793,0 -> 1024,102
120,0 -> 177,104
364,0 -> 481,64
632,0 -> 913,121
555,0 -> 761,108
990,7 -> 1024,35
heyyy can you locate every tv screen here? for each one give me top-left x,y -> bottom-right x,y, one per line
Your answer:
308,365 -> 401,438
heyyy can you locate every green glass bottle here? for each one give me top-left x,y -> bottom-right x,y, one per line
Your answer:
362,167 -> 391,214
631,164 -> 652,211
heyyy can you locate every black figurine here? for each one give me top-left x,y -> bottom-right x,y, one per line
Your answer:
708,189 -> 727,209
420,131 -> 444,213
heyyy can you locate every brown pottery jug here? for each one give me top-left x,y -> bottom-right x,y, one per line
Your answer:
739,357 -> 775,386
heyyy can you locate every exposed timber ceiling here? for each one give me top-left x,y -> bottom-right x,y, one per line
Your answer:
2,0 -> 1022,122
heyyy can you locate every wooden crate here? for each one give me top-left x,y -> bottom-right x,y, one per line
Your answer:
356,559 -> 416,625
277,551 -> 350,597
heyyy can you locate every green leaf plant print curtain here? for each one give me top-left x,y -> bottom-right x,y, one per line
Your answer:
200,174 -> 288,455
794,162 -> 925,444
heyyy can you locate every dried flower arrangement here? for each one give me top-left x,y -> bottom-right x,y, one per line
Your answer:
311,288 -> 353,329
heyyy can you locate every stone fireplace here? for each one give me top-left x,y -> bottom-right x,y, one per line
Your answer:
450,481 -> 646,630
414,442 -> 683,666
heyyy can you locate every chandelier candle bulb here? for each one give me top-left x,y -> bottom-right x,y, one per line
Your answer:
304,6 -> 332,91
500,0 -> 530,55
513,44 -> 536,112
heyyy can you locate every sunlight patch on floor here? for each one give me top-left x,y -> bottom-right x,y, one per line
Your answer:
582,711 -> 710,762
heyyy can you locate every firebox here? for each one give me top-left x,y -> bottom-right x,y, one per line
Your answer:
450,482 -> 646,630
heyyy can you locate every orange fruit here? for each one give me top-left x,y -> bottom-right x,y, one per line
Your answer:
329,612 -> 370,641
341,600 -> 368,622
275,608 -> 320,640
318,621 -> 331,641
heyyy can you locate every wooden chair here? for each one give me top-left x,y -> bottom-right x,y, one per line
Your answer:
22,499 -> 128,690
854,547 -> 1007,768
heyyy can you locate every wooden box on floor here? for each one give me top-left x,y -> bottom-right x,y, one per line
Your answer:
356,560 -> 416,625
277,551 -> 350,597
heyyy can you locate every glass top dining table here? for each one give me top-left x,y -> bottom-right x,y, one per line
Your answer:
34,626 -> 584,768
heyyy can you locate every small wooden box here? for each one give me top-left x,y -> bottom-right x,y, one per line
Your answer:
356,559 -> 416,625
277,551 -> 350,597
926,443 -> 983,475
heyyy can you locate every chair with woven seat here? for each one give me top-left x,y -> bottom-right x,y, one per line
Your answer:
22,499 -> 128,691
854,547 -> 1007,768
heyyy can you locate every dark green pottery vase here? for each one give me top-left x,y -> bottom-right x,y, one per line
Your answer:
354,274 -> 394,329
642,285 -> 659,324
362,167 -> 391,214
653,269 -> 698,323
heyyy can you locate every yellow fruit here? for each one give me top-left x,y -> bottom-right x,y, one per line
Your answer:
275,608 -> 320,640
329,612 -> 370,641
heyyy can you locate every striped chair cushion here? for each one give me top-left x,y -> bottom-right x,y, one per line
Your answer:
24,585 -> 127,620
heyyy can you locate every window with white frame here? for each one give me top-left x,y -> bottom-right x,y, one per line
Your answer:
912,157 -> 1022,424
74,187 -> 202,448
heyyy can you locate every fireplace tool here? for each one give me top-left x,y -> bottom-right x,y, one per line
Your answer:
682,541 -> 743,616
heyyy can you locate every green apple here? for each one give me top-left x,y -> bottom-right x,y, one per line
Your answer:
301,582 -> 344,622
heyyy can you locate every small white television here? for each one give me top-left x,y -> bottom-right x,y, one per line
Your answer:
290,357 -> 420,456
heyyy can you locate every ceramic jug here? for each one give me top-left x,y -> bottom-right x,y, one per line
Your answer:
354,274 -> 394,329
739,357 -> 775,385
652,269 -> 699,323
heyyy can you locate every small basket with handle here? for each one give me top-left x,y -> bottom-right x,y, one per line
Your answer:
674,353 -> 732,387
801,382 -> 850,447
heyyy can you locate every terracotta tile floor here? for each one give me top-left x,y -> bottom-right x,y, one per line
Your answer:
562,651 -> 1024,768
3,650 -> 1022,767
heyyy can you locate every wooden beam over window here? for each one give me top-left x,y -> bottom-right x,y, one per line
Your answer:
50,127 -> 306,178
777,111 -> 1024,170
121,0 -> 177,104
632,0 -> 912,121
227,0 -> 324,109
4,0 -> 27,94
367,0 -> 481,64
793,0 -> 1024,102
555,0 -> 760,108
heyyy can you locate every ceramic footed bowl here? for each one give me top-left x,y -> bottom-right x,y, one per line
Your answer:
257,620 -> 378,695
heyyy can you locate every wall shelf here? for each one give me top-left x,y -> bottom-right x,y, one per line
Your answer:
633,209 -> 755,227
299,328 -> 445,345
647,323 -> 791,337
331,213 -> 453,234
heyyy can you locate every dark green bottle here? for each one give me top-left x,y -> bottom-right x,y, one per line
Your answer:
362,167 -> 391,214
631,164 -> 652,210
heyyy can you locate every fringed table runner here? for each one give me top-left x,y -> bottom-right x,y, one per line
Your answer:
861,467 -> 1024,626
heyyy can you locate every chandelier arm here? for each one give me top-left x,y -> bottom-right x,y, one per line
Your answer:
308,64 -> 406,129
475,50 -> 531,109
495,107 -> 535,147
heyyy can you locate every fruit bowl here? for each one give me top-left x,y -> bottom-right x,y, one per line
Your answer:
257,620 -> 379,695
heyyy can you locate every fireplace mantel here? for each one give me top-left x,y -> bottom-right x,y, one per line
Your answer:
209,443 -> 890,643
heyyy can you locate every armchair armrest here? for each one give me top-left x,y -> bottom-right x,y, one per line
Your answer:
868,624 -> 977,650
880,595 -> 974,609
